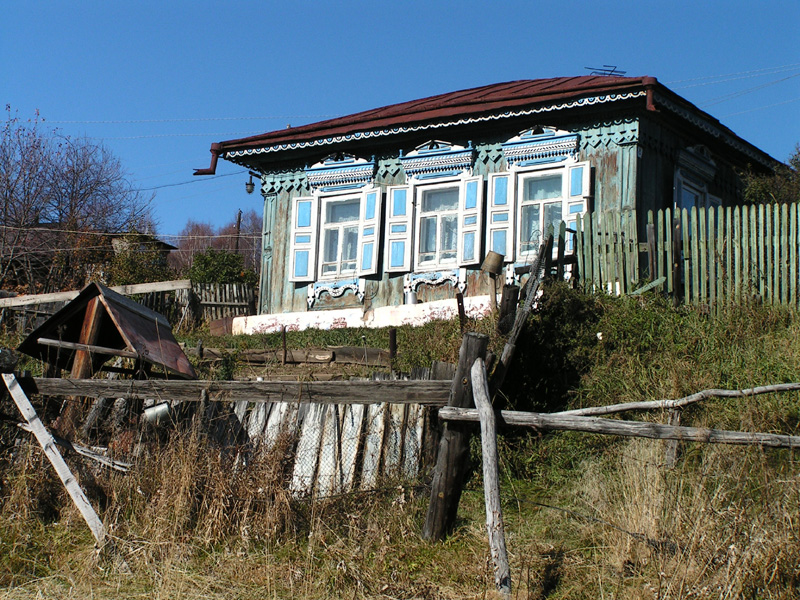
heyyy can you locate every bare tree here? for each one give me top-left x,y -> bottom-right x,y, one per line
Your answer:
170,210 -> 262,277
0,107 -> 154,292
168,219 -> 217,275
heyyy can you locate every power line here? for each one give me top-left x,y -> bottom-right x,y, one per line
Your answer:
667,63 -> 800,87
44,115 -> 337,124
720,96 -> 800,118
701,72 -> 800,108
134,170 -> 246,191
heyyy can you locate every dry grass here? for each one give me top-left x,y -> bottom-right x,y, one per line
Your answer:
2,293 -> 800,598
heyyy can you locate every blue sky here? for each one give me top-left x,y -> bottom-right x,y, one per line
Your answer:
3,0 -> 799,237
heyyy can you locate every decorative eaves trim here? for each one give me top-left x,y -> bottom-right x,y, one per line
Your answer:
400,140 -> 473,179
653,92 -> 774,168
224,91 -> 647,158
501,128 -> 578,166
305,153 -> 375,190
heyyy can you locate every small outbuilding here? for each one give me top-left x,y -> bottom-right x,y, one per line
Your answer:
18,282 -> 196,380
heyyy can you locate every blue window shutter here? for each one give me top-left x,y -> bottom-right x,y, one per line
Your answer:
486,173 -> 515,262
384,185 -> 413,273
358,187 -> 383,277
458,176 -> 484,266
289,196 -> 318,282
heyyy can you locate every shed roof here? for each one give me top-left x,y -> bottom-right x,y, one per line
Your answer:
198,75 -> 776,171
18,282 -> 196,379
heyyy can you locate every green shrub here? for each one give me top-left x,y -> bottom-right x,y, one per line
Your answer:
188,248 -> 257,285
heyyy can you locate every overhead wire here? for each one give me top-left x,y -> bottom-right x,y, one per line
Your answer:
668,63 -> 800,88
700,72 -> 800,107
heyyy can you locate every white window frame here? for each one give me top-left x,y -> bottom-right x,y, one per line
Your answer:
510,158 -> 590,260
318,190 -> 363,280
409,175 -> 484,272
414,180 -> 461,271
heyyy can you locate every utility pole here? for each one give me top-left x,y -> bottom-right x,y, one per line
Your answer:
234,208 -> 242,253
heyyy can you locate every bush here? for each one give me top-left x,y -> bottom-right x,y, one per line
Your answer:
188,248 -> 257,285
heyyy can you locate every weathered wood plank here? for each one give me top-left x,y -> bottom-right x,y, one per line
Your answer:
791,203 -> 798,306
38,338 -> 139,360
717,206 -> 725,308
690,206 -> 699,305
439,407 -> 800,448
2,374 -> 106,546
699,208 -> 707,303
423,332 -> 489,541
25,378 -> 451,406
781,203 -> 789,305
471,359 -> 511,596
0,280 -> 192,309
773,205 -> 780,305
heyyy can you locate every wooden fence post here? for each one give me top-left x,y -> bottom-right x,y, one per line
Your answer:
422,332 -> 489,541
472,358 -> 511,597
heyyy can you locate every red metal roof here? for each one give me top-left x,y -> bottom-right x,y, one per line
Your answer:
216,76 -> 655,154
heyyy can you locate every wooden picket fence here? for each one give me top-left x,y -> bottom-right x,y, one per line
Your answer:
569,202 -> 800,308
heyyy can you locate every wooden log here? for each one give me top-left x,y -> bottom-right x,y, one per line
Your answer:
24,377 -> 451,406
553,381 -> 800,417
438,407 -> 800,448
39,338 -> 139,360
497,285 -> 519,334
2,374 -> 106,546
471,358 -> 511,597
422,332 -> 489,541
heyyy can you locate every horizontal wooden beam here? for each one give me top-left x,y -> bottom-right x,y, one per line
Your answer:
0,279 -> 192,308
439,407 -> 800,449
38,338 -> 139,360
24,377 -> 451,406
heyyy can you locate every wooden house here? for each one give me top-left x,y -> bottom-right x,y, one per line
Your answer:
195,76 -> 777,333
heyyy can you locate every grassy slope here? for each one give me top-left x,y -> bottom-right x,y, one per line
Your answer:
1,285 -> 799,598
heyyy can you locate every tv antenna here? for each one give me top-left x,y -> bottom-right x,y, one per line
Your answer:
585,65 -> 626,76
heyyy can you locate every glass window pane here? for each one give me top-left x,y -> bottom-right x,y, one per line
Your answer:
342,226 -> 358,263
524,174 -> 562,201
520,204 -> 540,253
544,201 -> 562,234
323,229 -> 339,264
420,216 -> 436,256
327,199 -> 360,223
440,214 -> 457,260
422,187 -> 459,212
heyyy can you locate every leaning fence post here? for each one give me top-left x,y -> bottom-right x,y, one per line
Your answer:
422,332 -> 489,541
2,373 -> 106,547
472,357 -> 511,597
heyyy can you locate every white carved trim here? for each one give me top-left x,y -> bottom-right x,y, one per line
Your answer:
307,278 -> 366,308
403,268 -> 467,295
